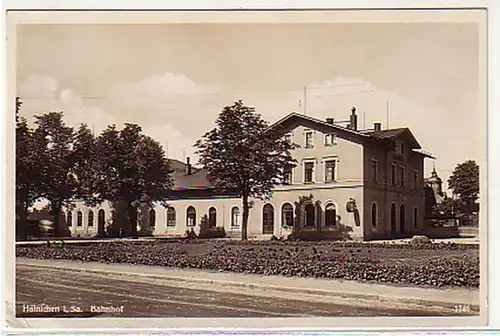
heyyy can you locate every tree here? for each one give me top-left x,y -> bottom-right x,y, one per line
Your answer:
195,100 -> 297,240
71,124 -> 98,203
15,100 -> 42,240
93,123 -> 174,237
15,97 -> 22,123
33,112 -> 76,237
447,160 -> 479,213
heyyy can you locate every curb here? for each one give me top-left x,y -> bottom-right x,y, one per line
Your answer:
17,259 -> 479,313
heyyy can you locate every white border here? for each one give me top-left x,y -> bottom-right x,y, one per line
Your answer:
1,0 -> 498,333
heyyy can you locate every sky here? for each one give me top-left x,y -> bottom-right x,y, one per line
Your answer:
16,23 -> 483,193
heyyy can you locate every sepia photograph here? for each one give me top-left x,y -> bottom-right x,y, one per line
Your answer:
5,8 -> 488,330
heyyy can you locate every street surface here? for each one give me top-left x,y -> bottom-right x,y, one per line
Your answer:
16,263 -> 456,318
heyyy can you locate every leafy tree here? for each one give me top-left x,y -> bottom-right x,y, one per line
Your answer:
33,112 -> 76,237
15,101 -> 42,239
195,100 -> 297,240
71,124 -> 98,203
15,97 -> 22,123
93,123 -> 174,237
447,160 -> 479,213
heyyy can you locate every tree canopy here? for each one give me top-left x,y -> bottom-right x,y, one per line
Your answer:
447,160 -> 479,212
195,100 -> 297,240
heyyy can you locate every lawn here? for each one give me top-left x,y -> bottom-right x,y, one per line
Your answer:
15,239 -> 479,288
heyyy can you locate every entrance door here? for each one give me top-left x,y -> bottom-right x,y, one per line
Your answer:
262,204 -> 274,234
98,209 -> 105,236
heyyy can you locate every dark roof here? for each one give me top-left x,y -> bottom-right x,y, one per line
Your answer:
366,128 -> 408,140
168,159 -> 212,190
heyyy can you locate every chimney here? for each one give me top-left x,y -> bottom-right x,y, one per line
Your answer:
326,117 -> 334,124
374,122 -> 381,132
186,157 -> 192,175
349,106 -> 358,131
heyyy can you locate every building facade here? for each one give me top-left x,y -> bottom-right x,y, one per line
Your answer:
66,108 -> 434,241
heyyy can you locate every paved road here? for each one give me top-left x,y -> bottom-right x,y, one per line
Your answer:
16,263 -> 455,318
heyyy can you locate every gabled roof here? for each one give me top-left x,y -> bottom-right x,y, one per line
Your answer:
168,159 -> 212,190
365,127 -> 422,149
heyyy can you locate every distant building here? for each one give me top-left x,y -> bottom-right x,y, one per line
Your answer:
67,107 -> 435,241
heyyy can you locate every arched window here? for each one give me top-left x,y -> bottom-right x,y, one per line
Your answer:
67,211 -> 72,227
281,203 -> 294,227
97,209 -> 105,235
391,203 -> 397,234
186,206 -> 196,226
305,203 -> 315,227
167,207 -> 176,227
88,210 -> 94,227
208,207 -> 217,227
371,203 -> 377,227
149,209 -> 156,228
262,204 -> 274,234
77,211 -> 83,227
413,206 -> 418,230
231,207 -> 240,227
400,204 -> 406,234
325,203 -> 337,226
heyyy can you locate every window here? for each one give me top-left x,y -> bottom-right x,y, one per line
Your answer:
88,210 -> 94,227
413,170 -> 419,189
77,211 -> 83,227
284,166 -> 293,184
304,161 -> 314,183
324,133 -> 336,146
208,207 -> 217,227
391,164 -> 397,185
371,159 -> 378,182
186,206 -> 196,226
281,203 -> 294,227
324,159 -> 337,182
284,133 -> 292,144
325,203 -> 337,226
396,141 -> 405,155
231,207 -> 240,227
262,204 -> 274,234
167,207 -> 176,227
400,204 -> 406,234
413,207 -> 419,230
305,131 -> 314,148
399,166 -> 406,186
149,209 -> 156,228
67,211 -> 72,227
371,203 -> 377,227
304,203 -> 315,227
390,203 -> 397,234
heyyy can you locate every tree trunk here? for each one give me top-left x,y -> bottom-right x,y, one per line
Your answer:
17,198 -> 29,241
51,200 -> 61,237
242,194 -> 249,241
126,201 -> 138,238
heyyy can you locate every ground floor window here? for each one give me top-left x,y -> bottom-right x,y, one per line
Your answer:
167,207 -> 176,227
67,211 -> 72,227
187,206 -> 196,226
371,203 -> 377,227
149,209 -> 156,228
208,207 -> 217,227
413,206 -> 418,230
325,203 -> 337,226
262,204 -> 274,234
391,203 -> 397,233
88,210 -> 94,227
304,203 -> 315,227
281,203 -> 294,227
77,211 -> 83,227
231,207 -> 240,227
400,204 -> 406,234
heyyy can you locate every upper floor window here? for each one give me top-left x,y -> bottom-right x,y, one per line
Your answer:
305,131 -> 314,148
371,159 -> 378,182
399,166 -> 406,186
413,170 -> 419,189
324,133 -> 337,147
284,133 -> 292,144
396,141 -> 405,155
304,161 -> 315,183
391,164 -> 397,185
284,166 -> 293,185
324,159 -> 337,182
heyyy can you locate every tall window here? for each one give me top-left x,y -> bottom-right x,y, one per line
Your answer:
324,159 -> 336,182
231,207 -> 240,227
413,170 -> 419,189
371,160 -> 378,182
281,203 -> 294,227
371,203 -> 377,227
324,133 -> 336,146
413,207 -> 418,230
284,167 -> 293,184
304,203 -> 315,227
390,203 -> 397,233
88,210 -> 94,227
67,211 -> 72,227
325,203 -> 337,226
208,207 -> 217,227
262,204 -> 274,234
186,206 -> 196,226
399,166 -> 406,186
149,209 -> 156,228
391,164 -> 397,185
305,131 -> 314,148
400,204 -> 406,234
167,207 -> 176,227
77,211 -> 83,227
304,161 -> 314,183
